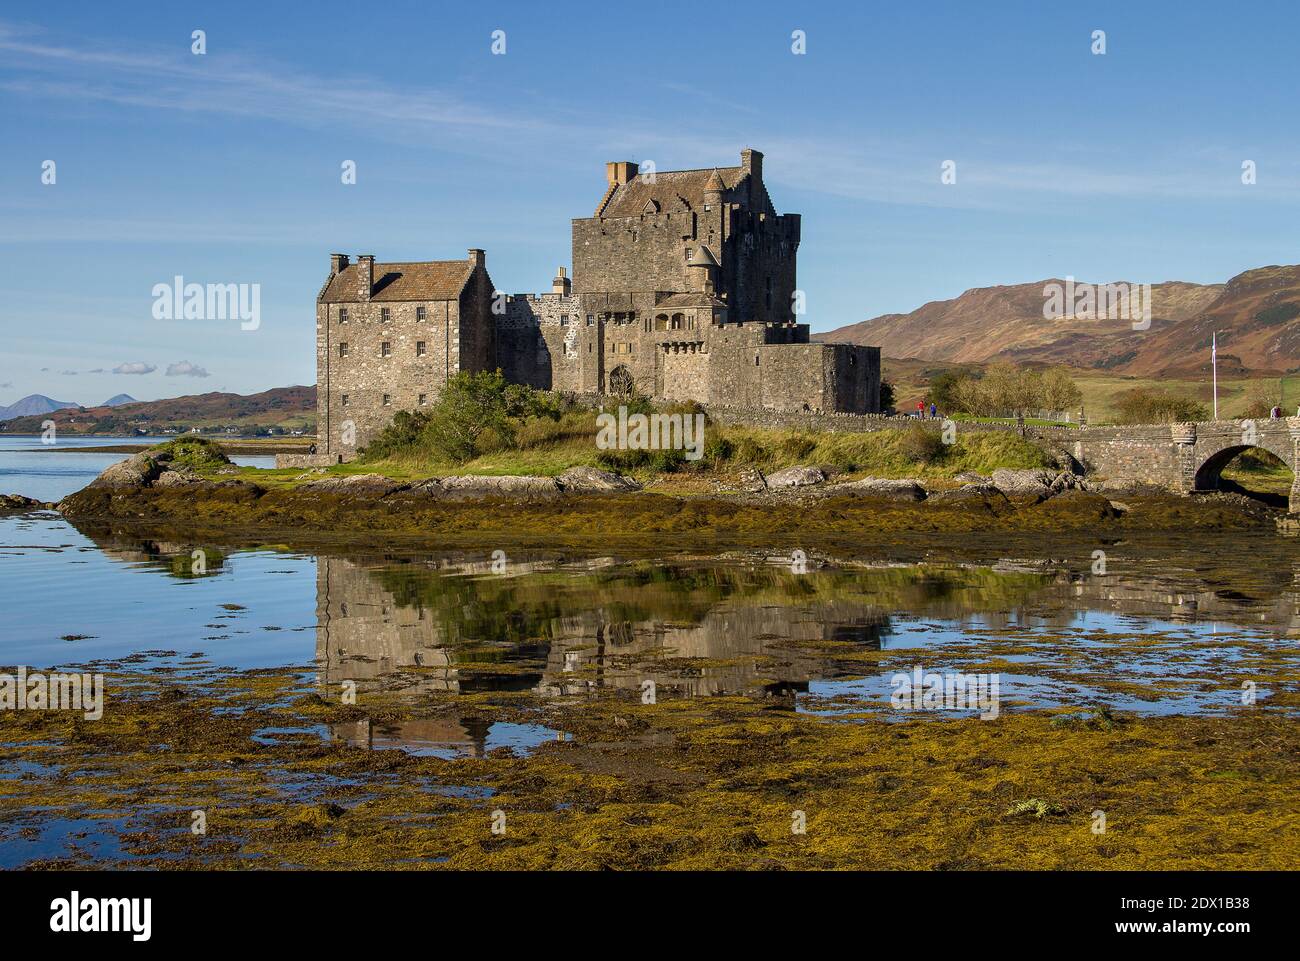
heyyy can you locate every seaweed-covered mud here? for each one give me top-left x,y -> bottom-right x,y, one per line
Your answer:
1,513 -> 1298,870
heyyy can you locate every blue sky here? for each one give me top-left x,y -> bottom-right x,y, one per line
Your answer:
2,0 -> 1299,402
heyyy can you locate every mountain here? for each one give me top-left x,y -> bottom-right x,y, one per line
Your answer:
817,264 -> 1300,376
0,386 -> 316,435
0,394 -> 80,422
101,394 -> 136,407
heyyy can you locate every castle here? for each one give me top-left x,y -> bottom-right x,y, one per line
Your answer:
314,149 -> 880,456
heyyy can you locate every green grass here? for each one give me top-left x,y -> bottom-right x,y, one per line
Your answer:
231,411 -> 1054,488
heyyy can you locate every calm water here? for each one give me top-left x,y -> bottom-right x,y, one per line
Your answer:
1,510 -> 1296,720
2,457 -> 1298,866
0,434 -> 274,502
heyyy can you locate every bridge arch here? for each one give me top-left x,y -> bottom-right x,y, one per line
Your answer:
1191,431 -> 1297,510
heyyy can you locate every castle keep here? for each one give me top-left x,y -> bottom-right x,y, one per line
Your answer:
316,149 -> 880,456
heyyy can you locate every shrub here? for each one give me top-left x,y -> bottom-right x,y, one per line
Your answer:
360,370 -> 560,464
1113,388 -> 1209,424
900,423 -> 947,464
779,435 -> 817,461
154,436 -> 230,470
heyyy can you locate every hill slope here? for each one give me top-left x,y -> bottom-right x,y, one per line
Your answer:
818,265 -> 1300,375
0,386 -> 316,435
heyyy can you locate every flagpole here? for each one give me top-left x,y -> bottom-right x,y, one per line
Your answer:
1212,332 -> 1218,420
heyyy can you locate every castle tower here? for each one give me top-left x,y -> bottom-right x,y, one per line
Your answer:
686,245 -> 719,295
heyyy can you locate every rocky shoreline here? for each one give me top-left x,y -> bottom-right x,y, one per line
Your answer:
0,442 -> 1269,548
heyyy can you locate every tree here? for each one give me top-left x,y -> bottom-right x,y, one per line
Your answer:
1040,367 -> 1083,413
362,370 -> 560,463
879,380 -> 896,411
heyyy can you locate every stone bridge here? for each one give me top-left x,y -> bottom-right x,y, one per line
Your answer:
1041,418 -> 1300,511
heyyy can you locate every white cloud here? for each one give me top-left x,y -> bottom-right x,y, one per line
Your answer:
166,360 -> 209,378
113,362 -> 156,375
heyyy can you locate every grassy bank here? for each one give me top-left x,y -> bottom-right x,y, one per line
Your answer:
242,411 -> 1057,491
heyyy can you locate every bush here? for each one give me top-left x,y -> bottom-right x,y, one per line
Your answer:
779,435 -> 817,461
154,436 -> 230,469
900,424 -> 947,465
360,370 -> 560,464
1113,388 -> 1209,425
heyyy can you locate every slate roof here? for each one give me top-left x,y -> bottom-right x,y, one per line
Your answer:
655,292 -> 729,309
597,166 -> 745,218
321,260 -> 475,303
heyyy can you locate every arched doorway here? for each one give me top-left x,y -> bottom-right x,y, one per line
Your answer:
608,365 -> 634,397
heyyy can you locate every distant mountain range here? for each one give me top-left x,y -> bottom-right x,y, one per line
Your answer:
816,264 -> 1300,377
0,387 -> 314,435
0,393 -> 137,422
0,394 -> 80,421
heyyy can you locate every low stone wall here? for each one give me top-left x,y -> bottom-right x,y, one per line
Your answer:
275,453 -> 345,469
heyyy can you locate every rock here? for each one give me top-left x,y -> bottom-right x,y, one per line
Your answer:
833,477 -> 926,501
765,466 -> 826,489
411,475 -> 562,501
736,467 -> 767,493
928,483 -> 1010,506
990,468 -> 1057,498
0,493 -> 47,511
90,451 -> 164,489
297,473 -> 409,497
153,468 -> 201,488
556,466 -> 641,494
1049,472 -> 1083,493
954,471 -> 990,485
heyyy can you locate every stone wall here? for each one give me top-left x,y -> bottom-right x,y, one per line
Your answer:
317,261 -> 497,456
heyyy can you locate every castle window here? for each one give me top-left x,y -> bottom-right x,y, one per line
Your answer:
338,342 -> 349,358
655,314 -> 669,331
685,248 -> 693,260
380,307 -> 391,323
340,394 -> 349,407
416,306 -> 427,322
338,307 -> 349,324
416,341 -> 427,357
380,341 -> 391,357
755,354 -> 761,366
560,315 -> 569,326
586,315 -> 594,326
418,393 -> 427,406
382,394 -> 392,406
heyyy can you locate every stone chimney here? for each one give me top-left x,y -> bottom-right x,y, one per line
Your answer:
355,255 -> 374,301
552,266 -> 571,296
740,148 -> 763,206
606,161 -> 637,186
329,253 -> 350,275
468,248 -> 485,269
